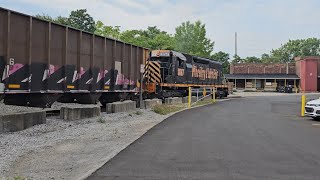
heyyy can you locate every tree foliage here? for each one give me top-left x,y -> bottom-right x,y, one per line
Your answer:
36,9 -> 95,33
211,51 -> 230,74
35,14 -> 54,22
175,21 -> 214,58
243,56 -> 261,63
231,55 -> 243,64
68,9 -> 95,33
95,20 -> 120,39
55,16 -> 69,26
119,26 -> 175,50
230,38 -> 320,64
270,38 -> 320,62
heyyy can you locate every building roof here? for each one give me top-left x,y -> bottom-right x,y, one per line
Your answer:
224,74 -> 300,80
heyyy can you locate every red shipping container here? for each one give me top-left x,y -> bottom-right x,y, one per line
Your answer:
299,58 -> 318,92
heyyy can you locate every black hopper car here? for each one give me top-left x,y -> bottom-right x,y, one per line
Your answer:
0,7 -> 148,107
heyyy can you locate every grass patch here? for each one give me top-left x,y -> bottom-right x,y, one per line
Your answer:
97,117 -> 106,124
191,99 -> 214,107
153,99 -> 215,115
152,104 -> 185,115
134,111 -> 143,115
14,177 -> 26,180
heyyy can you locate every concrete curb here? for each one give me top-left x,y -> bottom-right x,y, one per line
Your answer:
106,101 -> 137,114
60,107 -> 101,121
0,111 -> 46,133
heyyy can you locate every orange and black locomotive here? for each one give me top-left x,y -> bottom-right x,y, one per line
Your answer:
144,50 -> 229,99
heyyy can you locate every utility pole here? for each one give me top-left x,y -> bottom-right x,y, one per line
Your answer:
235,32 -> 238,57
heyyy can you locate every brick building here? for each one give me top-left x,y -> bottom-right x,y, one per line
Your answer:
225,56 -> 320,92
295,56 -> 320,92
225,63 -> 299,91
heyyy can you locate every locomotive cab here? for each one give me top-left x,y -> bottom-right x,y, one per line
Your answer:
148,50 -> 187,84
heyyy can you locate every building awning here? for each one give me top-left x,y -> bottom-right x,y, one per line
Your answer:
224,74 -> 300,80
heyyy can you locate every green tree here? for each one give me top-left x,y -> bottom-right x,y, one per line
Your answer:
119,26 -> 175,50
120,30 -> 147,47
149,33 -> 175,50
140,26 -> 164,39
174,21 -> 214,58
260,53 -> 281,63
231,55 -> 243,64
95,21 -> 121,39
140,26 -> 175,50
35,14 -> 69,26
243,56 -> 261,63
35,9 -> 95,31
68,9 -> 95,33
35,14 -> 54,22
211,51 -> 230,74
55,16 -> 69,26
270,38 -> 320,62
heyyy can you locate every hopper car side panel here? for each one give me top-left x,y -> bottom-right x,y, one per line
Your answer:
0,7 -> 148,107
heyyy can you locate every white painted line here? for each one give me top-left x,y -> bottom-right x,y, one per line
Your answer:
312,124 -> 320,126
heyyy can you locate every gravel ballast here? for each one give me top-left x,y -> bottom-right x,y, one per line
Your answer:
0,108 -> 170,179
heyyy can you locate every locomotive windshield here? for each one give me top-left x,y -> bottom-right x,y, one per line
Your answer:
150,57 -> 170,62
150,50 -> 171,63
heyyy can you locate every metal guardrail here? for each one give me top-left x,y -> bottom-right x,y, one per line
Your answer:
188,87 -> 216,109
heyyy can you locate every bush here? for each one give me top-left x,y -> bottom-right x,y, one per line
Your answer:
97,117 -> 106,123
134,111 -> 143,115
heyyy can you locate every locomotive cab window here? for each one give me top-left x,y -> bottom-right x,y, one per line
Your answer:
151,57 -> 170,62
177,58 -> 185,68
186,63 -> 192,69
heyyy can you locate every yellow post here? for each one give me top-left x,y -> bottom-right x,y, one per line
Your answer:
212,88 -> 216,103
285,79 -> 287,86
188,87 -> 192,109
301,94 -> 306,117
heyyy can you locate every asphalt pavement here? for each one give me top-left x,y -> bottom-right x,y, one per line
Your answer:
87,95 -> 320,180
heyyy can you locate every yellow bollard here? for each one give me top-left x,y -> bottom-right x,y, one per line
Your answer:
212,88 -> 216,103
188,87 -> 191,109
301,94 -> 306,117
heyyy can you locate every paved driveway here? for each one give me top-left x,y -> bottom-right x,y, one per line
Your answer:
88,95 -> 320,180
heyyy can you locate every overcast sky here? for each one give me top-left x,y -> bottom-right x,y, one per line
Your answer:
1,0 -> 320,57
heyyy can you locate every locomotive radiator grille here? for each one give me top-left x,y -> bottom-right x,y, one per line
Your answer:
143,61 -> 161,83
